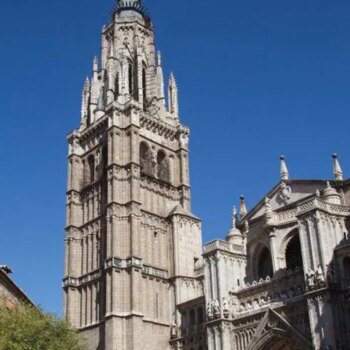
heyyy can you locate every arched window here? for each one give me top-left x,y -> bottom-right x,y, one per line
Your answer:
344,257 -> 350,284
142,65 -> 147,110
87,155 -> 95,183
115,73 -> 119,97
189,309 -> 195,326
197,306 -> 204,324
102,146 -> 108,177
128,62 -> 133,96
157,151 -> 170,183
258,247 -> 273,280
286,233 -> 303,271
140,142 -> 154,176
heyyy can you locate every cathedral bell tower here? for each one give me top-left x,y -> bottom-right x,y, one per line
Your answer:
63,1 -> 204,349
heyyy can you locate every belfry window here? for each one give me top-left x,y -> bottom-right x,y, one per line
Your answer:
87,155 -> 95,183
157,151 -> 170,183
140,142 -> 154,176
286,233 -> 303,271
344,257 -> 350,285
257,247 -> 273,280
128,62 -> 133,96
142,65 -> 147,110
115,73 -> 119,97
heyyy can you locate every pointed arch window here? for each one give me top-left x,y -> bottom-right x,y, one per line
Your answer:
344,257 -> 350,286
87,155 -> 95,184
258,247 -> 273,280
142,64 -> 147,110
157,151 -> 170,183
140,142 -> 154,176
128,62 -> 133,96
286,232 -> 303,271
115,72 -> 119,97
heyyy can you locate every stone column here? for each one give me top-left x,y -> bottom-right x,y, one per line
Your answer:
268,228 -> 278,273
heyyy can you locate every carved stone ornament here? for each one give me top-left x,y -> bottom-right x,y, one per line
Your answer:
278,182 -> 292,204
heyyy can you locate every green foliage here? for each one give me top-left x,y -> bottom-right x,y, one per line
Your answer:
0,304 -> 83,350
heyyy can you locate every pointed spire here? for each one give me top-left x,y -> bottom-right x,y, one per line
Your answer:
240,195 -> 247,218
168,73 -> 179,118
280,155 -> 289,181
93,56 -> 99,72
332,154 -> 343,181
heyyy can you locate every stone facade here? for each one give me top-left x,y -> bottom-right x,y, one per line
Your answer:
64,1 -> 350,349
63,1 -> 203,350
201,173 -> 350,350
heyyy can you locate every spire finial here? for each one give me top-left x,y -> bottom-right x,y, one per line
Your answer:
332,153 -> 343,181
240,195 -> 247,218
280,155 -> 289,181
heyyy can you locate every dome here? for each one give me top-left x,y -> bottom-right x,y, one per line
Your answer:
322,182 -> 341,205
112,0 -> 151,22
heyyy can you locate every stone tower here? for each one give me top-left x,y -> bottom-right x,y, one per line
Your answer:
63,1 -> 204,349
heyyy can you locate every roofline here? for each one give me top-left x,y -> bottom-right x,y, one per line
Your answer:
0,270 -> 34,307
238,179 -> 341,225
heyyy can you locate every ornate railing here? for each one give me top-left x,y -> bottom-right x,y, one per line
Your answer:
297,198 -> 350,216
204,239 -> 244,254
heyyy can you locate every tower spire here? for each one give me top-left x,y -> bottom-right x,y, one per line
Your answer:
280,155 -> 289,181
332,153 -> 344,181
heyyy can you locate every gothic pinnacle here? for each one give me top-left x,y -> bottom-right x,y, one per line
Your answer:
97,88 -> 105,111
332,153 -> 343,181
280,155 -> 289,181
93,56 -> 99,72
240,195 -> 248,218
168,73 -> 179,118
157,51 -> 162,66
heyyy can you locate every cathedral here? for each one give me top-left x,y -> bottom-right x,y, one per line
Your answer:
63,1 -> 350,349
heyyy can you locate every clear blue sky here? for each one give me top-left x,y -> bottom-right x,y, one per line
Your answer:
1,0 -> 350,316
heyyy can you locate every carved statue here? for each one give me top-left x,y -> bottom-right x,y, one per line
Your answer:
170,320 -> 177,338
96,150 -> 101,165
222,297 -> 229,312
327,264 -> 336,284
213,299 -> 220,316
264,197 -> 275,224
306,267 -> 315,289
207,300 -> 213,319
279,181 -> 292,203
315,265 -> 325,286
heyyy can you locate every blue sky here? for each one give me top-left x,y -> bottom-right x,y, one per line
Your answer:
1,0 -> 350,316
